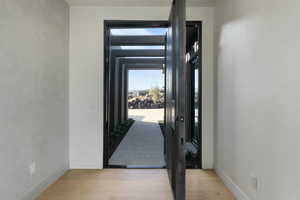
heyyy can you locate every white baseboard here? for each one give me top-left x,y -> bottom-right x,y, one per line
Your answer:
23,168 -> 68,200
216,169 -> 251,200
70,163 -> 102,169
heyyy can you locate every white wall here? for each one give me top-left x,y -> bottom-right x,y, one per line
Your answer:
215,0 -> 300,199
69,6 -> 214,169
0,0 -> 69,199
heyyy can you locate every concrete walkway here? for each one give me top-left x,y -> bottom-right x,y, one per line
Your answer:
109,109 -> 165,168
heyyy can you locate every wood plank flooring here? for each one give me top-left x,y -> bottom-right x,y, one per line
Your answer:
37,169 -> 235,200
186,170 -> 235,200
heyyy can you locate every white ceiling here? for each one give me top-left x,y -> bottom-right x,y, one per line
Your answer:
65,0 -> 216,7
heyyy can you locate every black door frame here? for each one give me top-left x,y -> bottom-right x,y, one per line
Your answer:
103,20 -> 203,172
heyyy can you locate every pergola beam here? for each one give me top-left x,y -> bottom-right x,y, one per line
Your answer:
117,57 -> 164,65
111,49 -> 165,57
111,35 -> 165,46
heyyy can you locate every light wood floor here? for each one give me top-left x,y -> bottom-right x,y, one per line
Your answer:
37,169 -> 235,200
186,170 -> 235,200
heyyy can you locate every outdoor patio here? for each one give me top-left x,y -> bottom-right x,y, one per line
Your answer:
109,109 -> 165,167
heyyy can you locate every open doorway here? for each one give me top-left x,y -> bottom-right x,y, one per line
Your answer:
109,69 -> 166,168
103,21 -> 203,168
103,21 -> 168,168
103,18 -> 203,199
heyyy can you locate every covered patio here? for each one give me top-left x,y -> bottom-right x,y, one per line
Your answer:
109,109 -> 165,168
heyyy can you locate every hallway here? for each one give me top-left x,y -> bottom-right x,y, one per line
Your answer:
109,109 -> 165,167
37,169 -> 235,200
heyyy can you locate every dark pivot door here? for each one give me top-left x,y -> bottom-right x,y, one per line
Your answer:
165,0 -> 186,199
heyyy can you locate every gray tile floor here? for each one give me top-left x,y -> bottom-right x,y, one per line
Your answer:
109,109 -> 165,168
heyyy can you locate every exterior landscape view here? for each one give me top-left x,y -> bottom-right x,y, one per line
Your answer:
128,87 -> 164,109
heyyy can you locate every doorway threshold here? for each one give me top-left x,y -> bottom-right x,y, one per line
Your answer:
127,165 -> 166,169
108,164 -> 166,169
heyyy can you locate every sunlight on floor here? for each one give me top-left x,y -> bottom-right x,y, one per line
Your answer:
109,109 -> 165,167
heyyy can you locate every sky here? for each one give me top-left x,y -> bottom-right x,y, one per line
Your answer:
128,70 -> 164,91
